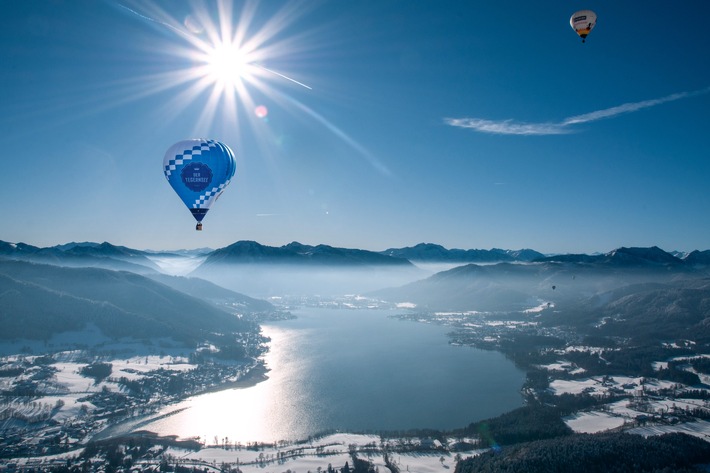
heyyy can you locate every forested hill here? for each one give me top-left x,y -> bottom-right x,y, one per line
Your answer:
0,259 -> 255,344
455,432 -> 710,473
541,277 -> 710,345
371,247 -> 709,312
145,273 -> 274,311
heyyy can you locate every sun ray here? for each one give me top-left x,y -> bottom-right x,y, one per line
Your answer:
257,65 -> 312,90
110,1 -> 389,180
114,0 -> 318,136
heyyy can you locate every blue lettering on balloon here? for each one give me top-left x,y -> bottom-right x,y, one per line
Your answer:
181,162 -> 213,192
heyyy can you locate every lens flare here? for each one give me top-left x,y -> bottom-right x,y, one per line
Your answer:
183,14 -> 203,34
255,105 -> 268,118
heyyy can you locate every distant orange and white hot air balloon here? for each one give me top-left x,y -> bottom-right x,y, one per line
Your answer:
570,10 -> 597,43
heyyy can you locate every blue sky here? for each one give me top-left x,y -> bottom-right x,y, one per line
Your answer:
1,1 -> 708,254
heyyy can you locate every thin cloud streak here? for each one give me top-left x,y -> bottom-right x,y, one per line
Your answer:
446,87 -> 710,135
562,90 -> 698,125
118,3 -> 187,37
444,118 -> 568,135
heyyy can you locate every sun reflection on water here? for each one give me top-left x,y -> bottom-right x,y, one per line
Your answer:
145,324 -> 315,445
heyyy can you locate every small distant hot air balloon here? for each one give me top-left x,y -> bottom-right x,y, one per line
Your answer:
163,139 -> 236,230
570,10 -> 597,43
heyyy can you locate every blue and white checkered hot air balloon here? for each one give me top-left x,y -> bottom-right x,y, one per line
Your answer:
163,139 -> 236,230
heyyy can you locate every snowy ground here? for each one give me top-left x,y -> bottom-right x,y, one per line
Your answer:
6,433 -> 483,473
564,411 -> 627,433
548,375 -> 647,397
548,365 -> 710,437
163,433 -> 482,473
628,419 -> 710,440
0,349 -> 199,427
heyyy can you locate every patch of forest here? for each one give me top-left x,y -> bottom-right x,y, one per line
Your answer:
455,432 -> 710,473
455,404 -> 573,447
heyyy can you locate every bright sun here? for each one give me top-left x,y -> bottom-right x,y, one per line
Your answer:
204,41 -> 254,88
119,0 -> 314,134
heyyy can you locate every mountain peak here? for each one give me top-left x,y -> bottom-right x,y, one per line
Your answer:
685,250 -> 710,267
52,241 -> 100,251
605,246 -> 682,265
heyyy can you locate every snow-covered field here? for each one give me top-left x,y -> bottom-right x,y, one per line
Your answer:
164,433 -> 481,473
14,436 -> 386,473
628,419 -> 710,440
0,349 -> 199,426
564,411 -> 627,433
550,371 -> 710,436
549,374 -> 704,399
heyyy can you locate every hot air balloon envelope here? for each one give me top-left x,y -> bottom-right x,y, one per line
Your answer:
570,10 -> 597,42
163,139 -> 236,229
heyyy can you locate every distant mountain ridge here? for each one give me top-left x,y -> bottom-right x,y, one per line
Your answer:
3,239 -> 710,335
381,243 -> 545,263
195,240 -> 414,269
536,246 -> 687,267
0,240 -> 159,273
3,240 -> 708,276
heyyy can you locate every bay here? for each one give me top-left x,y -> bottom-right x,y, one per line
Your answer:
130,307 -> 525,444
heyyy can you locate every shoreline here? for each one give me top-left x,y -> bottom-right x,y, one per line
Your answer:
91,360 -> 271,443
197,360 -> 270,395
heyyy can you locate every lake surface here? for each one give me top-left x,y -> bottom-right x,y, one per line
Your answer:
128,307 -> 525,444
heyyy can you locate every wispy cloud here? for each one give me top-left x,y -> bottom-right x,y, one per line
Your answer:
445,87 -> 710,135
444,118 -> 568,136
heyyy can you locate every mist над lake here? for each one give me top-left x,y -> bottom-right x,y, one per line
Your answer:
129,307 -> 525,444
